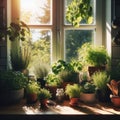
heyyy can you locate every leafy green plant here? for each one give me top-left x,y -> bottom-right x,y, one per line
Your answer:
92,71 -> 110,92
26,81 -> 40,94
0,71 -> 28,91
81,82 -> 96,93
7,20 -> 30,41
78,43 -> 110,67
45,73 -> 62,87
52,60 -> 82,83
52,59 -> 82,74
52,60 -> 69,74
58,70 -> 79,83
37,88 -> 51,100
66,0 -> 93,27
65,84 -> 82,98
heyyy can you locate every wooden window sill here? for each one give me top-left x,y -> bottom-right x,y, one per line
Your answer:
0,99 -> 120,115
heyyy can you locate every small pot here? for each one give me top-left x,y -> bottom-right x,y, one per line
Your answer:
39,99 -> 48,109
26,93 -> 38,104
69,98 -> 79,107
45,85 -> 57,100
80,93 -> 96,103
110,94 -> 120,107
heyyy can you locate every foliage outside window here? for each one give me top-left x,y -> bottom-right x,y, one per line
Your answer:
19,0 -> 97,68
66,0 -> 93,27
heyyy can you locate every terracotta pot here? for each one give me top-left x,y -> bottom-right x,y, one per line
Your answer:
26,93 -> 38,104
110,95 -> 120,107
62,82 -> 74,100
80,93 -> 96,103
88,66 -> 105,76
69,98 -> 79,107
40,99 -> 48,109
45,85 -> 57,100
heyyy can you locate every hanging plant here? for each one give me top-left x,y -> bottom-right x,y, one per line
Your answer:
7,20 -> 30,41
66,0 -> 93,27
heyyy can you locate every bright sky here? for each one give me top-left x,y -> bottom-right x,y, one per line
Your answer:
20,0 -> 47,10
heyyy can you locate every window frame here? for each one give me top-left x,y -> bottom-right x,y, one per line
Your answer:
11,0 -> 106,63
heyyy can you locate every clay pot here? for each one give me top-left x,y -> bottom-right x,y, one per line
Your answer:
80,93 -> 96,103
110,95 -> 120,107
26,93 -> 38,104
88,66 -> 105,76
69,98 -> 79,107
40,99 -> 48,109
45,85 -> 57,100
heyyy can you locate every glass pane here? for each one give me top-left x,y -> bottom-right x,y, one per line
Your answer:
65,29 -> 95,62
64,0 -> 96,25
20,0 -> 52,25
29,29 -> 51,71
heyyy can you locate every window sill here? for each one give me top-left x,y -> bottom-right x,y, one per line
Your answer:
0,99 -> 120,115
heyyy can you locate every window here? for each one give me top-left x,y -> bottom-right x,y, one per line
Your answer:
20,0 -> 52,66
11,0 -> 104,69
64,0 -> 96,61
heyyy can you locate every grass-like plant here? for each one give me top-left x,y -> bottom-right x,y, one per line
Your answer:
92,71 -> 110,92
45,73 -> 62,87
65,84 -> 82,98
37,88 -> 51,101
58,70 -> 79,83
11,42 -> 31,71
26,81 -> 40,94
33,63 -> 50,80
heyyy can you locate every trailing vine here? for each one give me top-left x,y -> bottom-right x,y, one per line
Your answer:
66,0 -> 93,27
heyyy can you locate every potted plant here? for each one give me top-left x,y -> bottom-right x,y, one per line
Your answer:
7,20 -> 30,42
37,88 -> 51,109
65,83 -> 82,106
78,43 -> 110,76
26,80 -> 40,104
52,59 -> 82,75
107,80 -> 120,107
52,59 -> 82,90
0,70 -> 28,105
10,43 -> 31,75
7,20 -> 31,75
33,62 -> 50,88
45,73 -> 62,100
92,71 -> 111,102
80,81 -> 96,103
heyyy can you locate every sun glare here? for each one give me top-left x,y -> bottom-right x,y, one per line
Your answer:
21,0 -> 36,10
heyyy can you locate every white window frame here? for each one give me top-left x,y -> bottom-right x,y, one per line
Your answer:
10,0 -> 106,63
